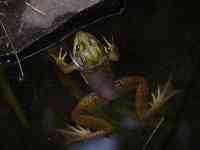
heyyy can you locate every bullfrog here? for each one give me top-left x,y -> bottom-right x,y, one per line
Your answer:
50,31 -> 180,144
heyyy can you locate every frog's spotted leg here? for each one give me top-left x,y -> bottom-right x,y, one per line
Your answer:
114,76 -> 150,121
114,76 -> 180,123
72,94 -> 113,134
60,94 -> 113,144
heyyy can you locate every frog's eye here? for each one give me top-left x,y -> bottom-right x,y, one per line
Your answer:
76,44 -> 80,51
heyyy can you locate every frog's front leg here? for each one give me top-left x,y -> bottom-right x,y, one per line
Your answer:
103,36 -> 119,62
50,48 -> 78,74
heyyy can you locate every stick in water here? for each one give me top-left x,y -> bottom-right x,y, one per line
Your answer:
25,2 -> 46,16
142,117 -> 165,150
0,20 -> 24,80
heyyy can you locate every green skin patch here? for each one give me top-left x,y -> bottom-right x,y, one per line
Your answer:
73,31 -> 106,68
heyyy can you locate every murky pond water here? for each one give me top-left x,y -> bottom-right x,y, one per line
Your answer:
0,0 -> 197,150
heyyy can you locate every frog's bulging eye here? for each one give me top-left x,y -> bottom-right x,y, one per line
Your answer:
76,44 -> 80,51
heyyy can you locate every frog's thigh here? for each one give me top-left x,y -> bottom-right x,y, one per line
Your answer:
114,76 -> 149,121
71,94 -> 112,132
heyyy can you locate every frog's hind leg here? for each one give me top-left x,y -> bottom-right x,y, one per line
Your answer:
72,94 -> 113,132
114,76 -> 180,125
61,94 -> 112,143
114,76 -> 150,121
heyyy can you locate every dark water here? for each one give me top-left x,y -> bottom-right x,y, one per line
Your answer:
1,0 -> 199,150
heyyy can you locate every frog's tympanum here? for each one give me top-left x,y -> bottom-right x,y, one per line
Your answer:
50,31 -> 180,144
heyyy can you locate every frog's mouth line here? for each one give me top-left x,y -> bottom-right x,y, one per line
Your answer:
69,51 -> 84,70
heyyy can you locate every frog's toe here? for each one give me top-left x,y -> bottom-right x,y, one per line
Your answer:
53,124 -> 107,144
149,78 -> 181,111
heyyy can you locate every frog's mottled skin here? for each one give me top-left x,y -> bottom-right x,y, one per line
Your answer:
50,31 -> 179,144
73,32 -> 105,68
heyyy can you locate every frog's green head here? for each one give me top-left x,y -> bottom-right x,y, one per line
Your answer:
72,31 -> 105,70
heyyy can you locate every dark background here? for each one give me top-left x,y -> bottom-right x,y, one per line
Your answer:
0,0 -> 199,149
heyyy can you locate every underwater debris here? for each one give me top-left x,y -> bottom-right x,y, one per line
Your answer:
142,117 -> 165,150
0,66 -> 29,128
25,1 -> 47,16
0,21 -> 24,81
22,0 -> 101,28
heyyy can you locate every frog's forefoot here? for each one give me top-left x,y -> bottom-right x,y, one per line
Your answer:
103,36 -> 119,62
149,77 -> 181,112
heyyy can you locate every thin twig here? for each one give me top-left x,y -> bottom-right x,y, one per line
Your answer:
25,2 -> 46,16
142,117 -> 165,150
0,20 -> 24,80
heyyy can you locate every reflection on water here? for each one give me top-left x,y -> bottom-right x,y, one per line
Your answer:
69,135 -> 119,150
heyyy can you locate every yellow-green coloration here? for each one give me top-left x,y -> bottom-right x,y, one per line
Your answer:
0,66 -> 30,128
49,31 -> 119,83
50,31 -> 118,73
49,31 -> 180,145
73,31 -> 105,69
72,31 -> 118,70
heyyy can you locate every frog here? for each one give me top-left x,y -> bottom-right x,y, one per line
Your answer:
49,31 -> 180,144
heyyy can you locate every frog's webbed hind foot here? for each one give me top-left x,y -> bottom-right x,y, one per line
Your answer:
114,76 -> 181,123
58,94 -> 113,144
146,77 -> 181,119
48,124 -> 89,145
54,124 -> 106,144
